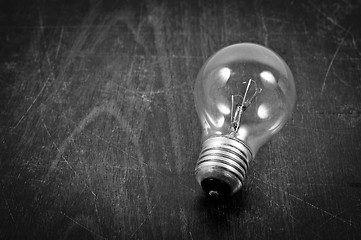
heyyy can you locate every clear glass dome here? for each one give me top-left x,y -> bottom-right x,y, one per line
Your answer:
194,43 -> 296,154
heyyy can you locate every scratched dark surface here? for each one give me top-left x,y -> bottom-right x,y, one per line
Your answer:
1,0 -> 361,239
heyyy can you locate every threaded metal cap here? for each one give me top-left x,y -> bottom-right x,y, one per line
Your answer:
195,136 -> 253,198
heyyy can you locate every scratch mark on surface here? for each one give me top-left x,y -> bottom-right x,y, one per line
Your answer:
288,192 -> 358,229
37,5 -> 198,238
43,121 -> 57,147
61,212 -> 106,240
317,203 -> 361,230
119,7 -> 150,57
128,201 -> 159,240
37,4 -> 56,81
320,28 -> 349,97
253,174 -> 359,229
55,26 -> 64,59
43,121 -> 79,178
37,2 -> 45,34
179,206 -> 189,240
352,36 -> 361,57
83,157 -> 101,227
149,2 -> 184,174
4,198 -> 15,223
0,174 -> 45,183
255,184 -> 296,220
12,76 -> 51,129
107,11 -> 160,233
40,9 -> 160,231
189,231 -> 194,240
259,1 -> 268,47
12,3 -> 57,129
37,4 -> 57,83
104,81 -> 191,96
59,113 -> 138,161
308,1 -> 348,32
46,98 -> 156,237
46,101 -> 133,178
128,220 -> 146,240
254,183 -> 322,239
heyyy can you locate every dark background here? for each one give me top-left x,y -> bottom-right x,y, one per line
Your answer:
1,0 -> 361,239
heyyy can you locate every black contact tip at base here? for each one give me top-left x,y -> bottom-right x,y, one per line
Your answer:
201,178 -> 232,199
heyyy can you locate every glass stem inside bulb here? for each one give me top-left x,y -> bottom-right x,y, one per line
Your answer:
231,79 -> 262,132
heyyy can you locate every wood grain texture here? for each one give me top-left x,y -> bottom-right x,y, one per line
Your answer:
1,0 -> 361,239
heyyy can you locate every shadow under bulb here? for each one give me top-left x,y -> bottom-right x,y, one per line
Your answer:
194,43 -> 296,198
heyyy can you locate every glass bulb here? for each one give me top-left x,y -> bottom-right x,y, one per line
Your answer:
194,43 -> 296,198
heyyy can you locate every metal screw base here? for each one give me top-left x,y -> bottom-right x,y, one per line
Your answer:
195,136 -> 253,198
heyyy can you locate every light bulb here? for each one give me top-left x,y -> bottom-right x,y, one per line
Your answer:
194,43 -> 296,198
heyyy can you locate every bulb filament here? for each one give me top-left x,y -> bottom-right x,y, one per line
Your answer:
231,79 -> 262,132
